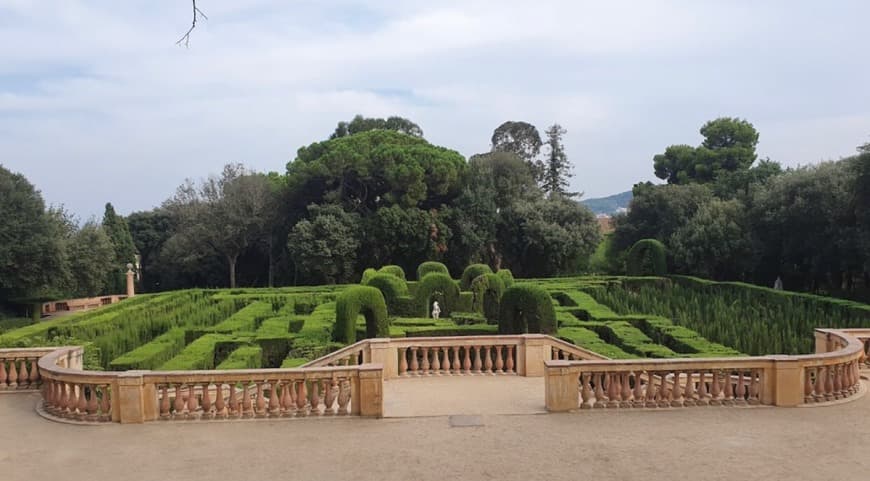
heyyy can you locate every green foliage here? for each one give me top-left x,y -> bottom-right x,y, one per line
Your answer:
490,121 -> 544,176
498,284 -> 557,334
161,333 -> 237,370
360,268 -> 378,284
417,261 -> 449,281
216,345 -> 263,370
450,311 -> 487,325
67,222 -> 116,297
541,124 -> 573,196
330,115 -> 423,139
333,286 -> 389,343
495,269 -> 514,287
557,326 -> 635,359
460,264 -> 492,290
669,199 -> 751,280
365,273 -> 410,313
288,204 -> 361,284
108,328 -> 186,371
417,273 -> 460,317
626,239 -> 667,276
470,273 -> 505,322
579,320 -> 677,358
102,203 -> 137,293
377,265 -> 407,281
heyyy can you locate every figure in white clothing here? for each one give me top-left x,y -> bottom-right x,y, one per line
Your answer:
432,301 -> 441,320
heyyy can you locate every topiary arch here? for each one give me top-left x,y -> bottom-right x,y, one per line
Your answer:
626,239 -> 667,276
364,273 -> 409,314
416,261 -> 449,281
470,273 -> 505,323
378,265 -> 406,281
498,284 -> 557,335
333,286 -> 389,343
495,268 -> 514,288
416,272 -> 460,318
460,263 -> 493,290
360,268 -> 378,284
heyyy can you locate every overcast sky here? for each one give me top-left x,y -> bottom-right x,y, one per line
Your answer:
1,0 -> 868,220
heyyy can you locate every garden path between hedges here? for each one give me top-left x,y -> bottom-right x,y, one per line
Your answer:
2,381 -> 870,481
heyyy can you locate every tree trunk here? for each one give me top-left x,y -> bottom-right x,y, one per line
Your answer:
228,253 -> 238,288
267,237 -> 275,288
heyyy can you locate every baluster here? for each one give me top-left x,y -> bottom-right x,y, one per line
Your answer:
804,368 -> 814,403
580,372 -> 593,409
75,385 -> 88,420
833,364 -> 843,399
607,373 -> 620,408
187,384 -> 199,420
495,346 -> 504,374
86,385 -> 99,421
46,381 -> 57,414
266,381 -> 280,417
398,348 -> 408,376
8,359 -> 18,389
228,384 -> 240,418
431,347 -> 441,374
813,366 -> 825,402
632,371 -> 644,407
173,384 -> 185,419
505,346 -> 515,374
296,380 -> 308,417
18,360 -> 29,389
441,347 -> 451,374
473,346 -> 483,374
159,384 -> 170,420
824,366 -> 835,401
594,373 -> 606,408
215,383 -> 226,419
280,381 -> 294,417
255,382 -> 267,418
682,371 -> 696,407
409,347 -> 419,375
242,382 -> 254,418
850,361 -> 859,393
709,372 -> 721,406
452,346 -> 461,374
669,371 -> 684,407
337,378 -> 351,415
29,359 -> 40,387
696,371 -> 710,406
0,360 -> 7,389
201,382 -> 213,419
484,346 -> 494,374
55,382 -> 66,415
462,346 -> 472,374
310,380 -> 321,416
324,379 -> 338,415
99,385 -> 111,421
749,370 -> 760,405
720,373 -> 733,406
644,373 -> 657,408
734,372 -> 747,406
421,347 -> 431,375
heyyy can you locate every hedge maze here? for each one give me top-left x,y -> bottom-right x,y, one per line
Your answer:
3,263 -> 868,371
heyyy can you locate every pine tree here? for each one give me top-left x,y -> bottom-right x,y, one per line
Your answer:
542,124 -> 575,197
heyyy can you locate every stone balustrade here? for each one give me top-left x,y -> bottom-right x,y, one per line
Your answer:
546,328 -> 867,411
0,348 -> 58,391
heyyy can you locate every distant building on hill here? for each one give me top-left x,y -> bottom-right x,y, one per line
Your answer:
596,214 -> 614,234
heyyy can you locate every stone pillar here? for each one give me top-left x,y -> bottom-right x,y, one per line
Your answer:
357,364 -> 384,418
545,360 -> 578,412
116,371 -> 147,424
367,339 -> 398,379
522,334 -> 551,377
814,330 -> 830,354
771,356 -> 804,407
125,264 -> 135,298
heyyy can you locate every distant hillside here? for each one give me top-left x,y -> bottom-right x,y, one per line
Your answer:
581,190 -> 632,215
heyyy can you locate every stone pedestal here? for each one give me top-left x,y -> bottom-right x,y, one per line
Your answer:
125,267 -> 135,298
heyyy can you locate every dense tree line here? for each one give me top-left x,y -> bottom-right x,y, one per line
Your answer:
606,118 -> 870,299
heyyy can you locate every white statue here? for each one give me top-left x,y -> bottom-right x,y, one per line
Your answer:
774,276 -> 783,290
431,301 -> 441,320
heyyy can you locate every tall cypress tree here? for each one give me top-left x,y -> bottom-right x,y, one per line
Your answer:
542,124 -> 575,197
102,203 -> 137,293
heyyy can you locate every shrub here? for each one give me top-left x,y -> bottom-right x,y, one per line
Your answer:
378,265 -> 406,281
470,273 -> 506,322
392,296 -> 425,317
456,292 -> 473,312
450,311 -> 487,325
333,286 -> 389,343
417,261 -> 450,280
626,239 -> 667,276
460,264 -> 493,290
416,273 -> 460,318
360,268 -> 378,284
498,284 -> 557,335
496,269 -> 515,288
365,273 -> 409,313
108,328 -> 186,371
216,345 -> 263,369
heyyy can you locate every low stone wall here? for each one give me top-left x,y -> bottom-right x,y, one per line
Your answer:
41,295 -> 127,316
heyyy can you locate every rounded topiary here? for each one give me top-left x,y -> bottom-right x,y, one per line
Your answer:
460,263 -> 493,290
417,272 -> 460,318
470,273 -> 506,323
416,261 -> 449,281
495,269 -> 514,288
360,268 -> 378,284
333,286 -> 389,343
498,284 -> 557,335
626,239 -> 667,276
365,273 -> 409,313
378,265 -> 406,281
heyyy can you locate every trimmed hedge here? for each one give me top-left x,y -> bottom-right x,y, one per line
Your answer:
216,345 -> 263,369
160,333 -> 237,370
496,269 -> 515,288
378,265 -> 407,281
579,320 -> 677,358
456,292 -> 473,312
451,311 -> 487,325
498,284 -> 557,335
626,239 -> 667,276
460,264 -> 493,290
333,286 -> 389,343
557,326 -> 635,359
360,268 -> 378,284
417,273 -> 460,318
626,316 -> 741,357
365,273 -> 410,313
417,261 -> 449,281
470,273 -> 506,322
108,327 -> 186,371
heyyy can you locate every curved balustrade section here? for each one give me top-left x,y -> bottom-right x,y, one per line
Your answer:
37,347 -> 117,422
0,348 -> 58,391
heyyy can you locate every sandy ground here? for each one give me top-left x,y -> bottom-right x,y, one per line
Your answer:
3,384 -> 870,481
384,375 -> 546,417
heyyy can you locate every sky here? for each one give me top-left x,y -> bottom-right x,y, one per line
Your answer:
1,0 -> 869,220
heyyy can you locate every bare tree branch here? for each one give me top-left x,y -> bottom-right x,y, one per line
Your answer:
176,0 -> 207,47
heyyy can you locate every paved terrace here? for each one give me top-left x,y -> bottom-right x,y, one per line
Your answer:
3,378 -> 870,481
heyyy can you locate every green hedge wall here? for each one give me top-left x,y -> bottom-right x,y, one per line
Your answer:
365,273 -> 409,314
460,264 -> 493,290
216,345 -> 263,369
108,327 -> 186,371
333,286 -> 389,343
360,268 -> 378,284
496,269 -> 515,288
417,261 -> 449,281
378,265 -> 407,281
498,284 -> 557,335
470,273 -> 506,322
416,273 -> 460,318
626,239 -> 667,276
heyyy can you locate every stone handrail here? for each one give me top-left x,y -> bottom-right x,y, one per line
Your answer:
301,341 -> 369,368
0,347 -> 62,391
545,328 -> 866,411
